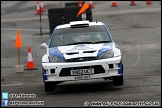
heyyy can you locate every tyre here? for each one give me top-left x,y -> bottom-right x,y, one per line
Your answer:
63,17 -> 78,24
62,7 -> 78,12
49,23 -> 62,29
86,7 -> 92,12
49,22 -> 63,34
86,11 -> 92,16
48,8 -> 63,35
44,82 -> 56,92
48,8 -> 62,14
49,21 -> 62,35
77,16 -> 82,21
48,18 -> 63,24
86,16 -> 93,22
50,24 -> 59,29
48,13 -> 63,19
113,75 -> 123,86
76,6 -> 82,11
65,2 -> 78,7
113,64 -> 124,86
50,28 -> 55,34
63,12 -> 77,18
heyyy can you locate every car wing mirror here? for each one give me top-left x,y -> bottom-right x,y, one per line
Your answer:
41,43 -> 48,49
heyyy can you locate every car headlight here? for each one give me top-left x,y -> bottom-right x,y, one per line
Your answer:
48,55 -> 65,63
98,50 -> 114,59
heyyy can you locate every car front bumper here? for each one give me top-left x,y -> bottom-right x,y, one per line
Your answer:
42,56 -> 123,82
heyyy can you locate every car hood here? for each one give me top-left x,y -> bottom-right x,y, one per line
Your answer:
49,43 -> 113,60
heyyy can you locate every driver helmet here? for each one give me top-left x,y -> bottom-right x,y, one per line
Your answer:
91,33 -> 101,42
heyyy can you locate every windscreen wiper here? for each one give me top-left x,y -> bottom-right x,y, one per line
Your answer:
67,42 -> 92,45
92,41 -> 111,44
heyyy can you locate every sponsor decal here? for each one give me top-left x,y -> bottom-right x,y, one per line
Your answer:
67,44 -> 93,51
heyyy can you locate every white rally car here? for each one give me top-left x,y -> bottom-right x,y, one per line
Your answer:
41,20 -> 123,92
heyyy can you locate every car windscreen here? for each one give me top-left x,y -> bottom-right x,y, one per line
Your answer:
50,25 -> 112,47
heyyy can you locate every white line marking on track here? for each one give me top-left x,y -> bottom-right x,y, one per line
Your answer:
1,83 -> 43,87
1,83 -> 23,86
1,28 -> 49,32
127,44 -> 140,72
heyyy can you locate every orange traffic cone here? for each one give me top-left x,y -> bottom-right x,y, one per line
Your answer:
36,1 -> 40,15
130,0 -> 136,6
89,1 -> 94,8
111,1 -> 117,7
146,0 -> 152,5
78,0 -> 82,6
25,46 -> 38,70
40,1 -> 45,12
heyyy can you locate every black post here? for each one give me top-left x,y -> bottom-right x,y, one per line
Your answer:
40,4 -> 42,36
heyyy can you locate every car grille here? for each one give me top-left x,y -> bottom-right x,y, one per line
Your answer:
59,65 -> 105,77
66,57 -> 98,62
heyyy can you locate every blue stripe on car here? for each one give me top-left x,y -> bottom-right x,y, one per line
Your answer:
97,43 -> 113,57
49,47 -> 65,60
118,60 -> 123,75
42,67 -> 47,82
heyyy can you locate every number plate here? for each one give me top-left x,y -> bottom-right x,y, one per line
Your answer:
75,75 -> 90,80
70,68 -> 94,75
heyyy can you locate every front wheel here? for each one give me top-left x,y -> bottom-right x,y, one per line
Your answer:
113,75 -> 123,86
113,63 -> 124,86
44,82 -> 56,92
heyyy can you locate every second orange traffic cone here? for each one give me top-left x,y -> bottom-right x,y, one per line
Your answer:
146,0 -> 152,5
130,0 -> 136,6
89,1 -> 94,8
78,0 -> 82,6
36,1 -> 40,15
111,1 -> 117,7
40,1 -> 45,12
24,46 -> 38,70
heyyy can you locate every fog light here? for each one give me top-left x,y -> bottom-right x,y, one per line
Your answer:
109,64 -> 114,69
51,69 -> 55,74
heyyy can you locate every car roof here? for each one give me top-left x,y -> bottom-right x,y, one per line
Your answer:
55,20 -> 104,29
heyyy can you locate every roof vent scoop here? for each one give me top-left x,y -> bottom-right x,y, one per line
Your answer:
70,21 -> 89,28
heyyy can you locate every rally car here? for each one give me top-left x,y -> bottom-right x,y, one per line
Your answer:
41,20 -> 123,92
